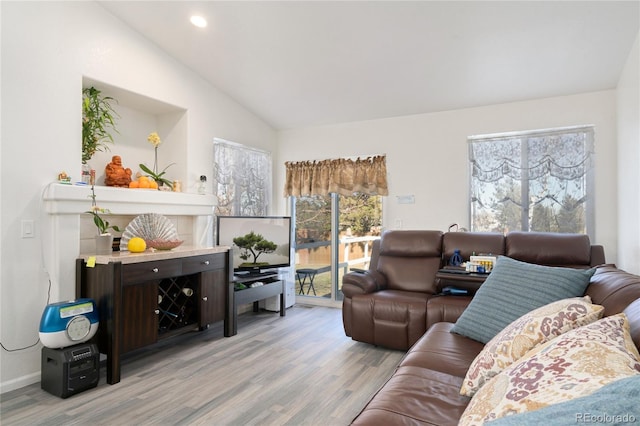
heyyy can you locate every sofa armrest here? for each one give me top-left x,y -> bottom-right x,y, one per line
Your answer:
426,296 -> 472,328
590,245 -> 606,266
342,270 -> 387,297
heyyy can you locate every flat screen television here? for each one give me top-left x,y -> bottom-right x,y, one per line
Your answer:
216,215 -> 292,277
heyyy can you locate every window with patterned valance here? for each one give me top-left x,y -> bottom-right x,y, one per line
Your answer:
283,155 -> 388,197
469,125 -> 595,237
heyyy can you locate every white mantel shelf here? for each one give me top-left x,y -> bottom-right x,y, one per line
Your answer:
44,183 -> 216,216
78,245 -> 230,265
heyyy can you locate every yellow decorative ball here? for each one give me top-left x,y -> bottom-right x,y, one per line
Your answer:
127,237 -> 147,253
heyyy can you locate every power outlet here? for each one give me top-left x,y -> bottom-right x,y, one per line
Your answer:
21,220 -> 35,238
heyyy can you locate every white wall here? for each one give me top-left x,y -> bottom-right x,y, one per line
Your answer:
276,91 -> 619,264
0,2 -> 276,392
616,32 -> 640,275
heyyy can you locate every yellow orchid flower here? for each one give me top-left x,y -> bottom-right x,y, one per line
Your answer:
147,132 -> 161,147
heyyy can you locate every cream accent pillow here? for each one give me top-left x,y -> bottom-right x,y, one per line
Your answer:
459,314 -> 640,426
460,296 -> 604,397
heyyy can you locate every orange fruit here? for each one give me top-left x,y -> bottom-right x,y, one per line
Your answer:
127,237 -> 146,253
149,181 -> 158,189
138,179 -> 150,188
129,181 -> 140,188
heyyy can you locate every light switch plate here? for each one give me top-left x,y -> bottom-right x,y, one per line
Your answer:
21,220 -> 35,238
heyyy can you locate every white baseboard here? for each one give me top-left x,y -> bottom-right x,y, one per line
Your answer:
0,371 -> 41,394
1,372 -> 40,395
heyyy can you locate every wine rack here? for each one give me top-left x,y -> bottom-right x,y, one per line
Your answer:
158,275 -> 198,334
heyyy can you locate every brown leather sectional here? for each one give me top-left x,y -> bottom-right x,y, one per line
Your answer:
342,230 -> 605,350
343,231 -> 640,425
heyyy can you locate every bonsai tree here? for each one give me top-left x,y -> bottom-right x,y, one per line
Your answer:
82,86 -> 119,164
233,231 -> 278,266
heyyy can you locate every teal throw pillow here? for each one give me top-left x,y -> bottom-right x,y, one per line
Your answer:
450,256 -> 595,344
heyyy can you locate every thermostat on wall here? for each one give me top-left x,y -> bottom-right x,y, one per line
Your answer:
39,298 -> 99,349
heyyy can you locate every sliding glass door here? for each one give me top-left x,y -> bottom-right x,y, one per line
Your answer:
292,194 -> 382,304
293,195 -> 332,299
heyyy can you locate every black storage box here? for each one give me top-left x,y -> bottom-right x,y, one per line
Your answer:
41,343 -> 100,398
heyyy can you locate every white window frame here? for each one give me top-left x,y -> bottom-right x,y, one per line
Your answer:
213,138 -> 272,217
468,125 -> 595,238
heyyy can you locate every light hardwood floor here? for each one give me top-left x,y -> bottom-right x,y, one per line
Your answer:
1,305 -> 405,426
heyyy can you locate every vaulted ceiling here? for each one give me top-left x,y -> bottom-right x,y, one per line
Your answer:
98,1 -> 639,130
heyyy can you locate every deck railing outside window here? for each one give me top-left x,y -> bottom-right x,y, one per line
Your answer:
294,235 -> 378,298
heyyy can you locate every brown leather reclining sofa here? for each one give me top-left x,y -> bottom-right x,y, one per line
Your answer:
342,230 -> 605,350
343,230 -> 640,425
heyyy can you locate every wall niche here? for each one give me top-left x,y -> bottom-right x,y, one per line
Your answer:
82,77 -> 188,192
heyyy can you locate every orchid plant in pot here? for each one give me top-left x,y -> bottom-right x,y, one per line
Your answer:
140,132 -> 174,188
86,172 -> 121,254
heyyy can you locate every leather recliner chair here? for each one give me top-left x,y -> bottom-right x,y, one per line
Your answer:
342,230 -> 444,350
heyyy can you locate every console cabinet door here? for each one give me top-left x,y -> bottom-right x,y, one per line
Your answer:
199,270 -> 226,327
122,281 -> 159,353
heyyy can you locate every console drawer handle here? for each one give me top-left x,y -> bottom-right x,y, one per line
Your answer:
202,296 -> 208,301
203,260 -> 210,265
154,309 -> 160,315
152,268 -> 159,273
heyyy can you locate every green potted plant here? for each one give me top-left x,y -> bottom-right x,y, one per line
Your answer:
139,163 -> 174,188
82,86 -> 119,164
86,174 -> 121,254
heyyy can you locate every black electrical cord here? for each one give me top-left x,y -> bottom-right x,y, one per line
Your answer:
1,182 -> 55,352
0,276 -> 51,352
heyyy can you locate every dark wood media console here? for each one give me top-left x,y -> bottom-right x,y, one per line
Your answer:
76,247 -> 232,385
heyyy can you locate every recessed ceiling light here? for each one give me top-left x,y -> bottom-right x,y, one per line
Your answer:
190,15 -> 207,28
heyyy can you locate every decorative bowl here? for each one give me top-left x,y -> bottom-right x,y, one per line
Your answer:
120,213 -> 179,251
145,239 -> 184,250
